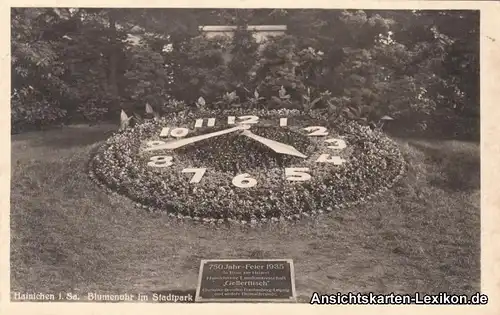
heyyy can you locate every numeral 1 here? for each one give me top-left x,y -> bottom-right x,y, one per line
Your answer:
316,154 -> 346,165
160,127 -> 189,139
280,118 -> 288,127
182,168 -> 207,183
194,118 -> 215,128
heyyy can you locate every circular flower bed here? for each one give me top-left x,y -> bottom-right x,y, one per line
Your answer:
88,109 -> 405,224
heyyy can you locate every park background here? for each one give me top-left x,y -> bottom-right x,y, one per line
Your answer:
11,8 -> 478,139
10,8 -> 480,300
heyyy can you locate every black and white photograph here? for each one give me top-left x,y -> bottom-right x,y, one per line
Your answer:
4,1 -> 500,313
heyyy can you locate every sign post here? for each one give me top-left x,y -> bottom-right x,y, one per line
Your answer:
195,259 -> 297,303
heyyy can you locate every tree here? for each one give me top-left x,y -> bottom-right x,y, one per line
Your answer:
11,8 -> 479,138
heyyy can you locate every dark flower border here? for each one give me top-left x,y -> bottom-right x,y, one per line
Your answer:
88,108 -> 406,225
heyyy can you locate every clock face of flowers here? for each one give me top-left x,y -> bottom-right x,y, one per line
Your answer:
90,109 -> 405,223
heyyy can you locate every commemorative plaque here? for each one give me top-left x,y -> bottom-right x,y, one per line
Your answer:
195,259 -> 296,302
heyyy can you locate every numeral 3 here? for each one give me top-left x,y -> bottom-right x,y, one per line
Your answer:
325,138 -> 347,150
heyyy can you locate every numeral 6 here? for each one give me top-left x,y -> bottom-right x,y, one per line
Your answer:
232,173 -> 257,188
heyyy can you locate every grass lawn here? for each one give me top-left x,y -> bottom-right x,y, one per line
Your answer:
10,124 -> 480,302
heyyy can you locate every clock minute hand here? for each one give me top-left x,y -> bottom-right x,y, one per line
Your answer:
145,125 -> 249,151
241,130 -> 308,158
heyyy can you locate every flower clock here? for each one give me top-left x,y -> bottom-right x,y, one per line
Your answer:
89,109 -> 406,225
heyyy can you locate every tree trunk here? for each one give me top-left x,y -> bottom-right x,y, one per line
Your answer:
107,12 -> 119,104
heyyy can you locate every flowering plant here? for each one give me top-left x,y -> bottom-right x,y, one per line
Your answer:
89,108 -> 405,225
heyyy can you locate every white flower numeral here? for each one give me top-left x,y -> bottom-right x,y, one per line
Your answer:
325,138 -> 347,150
232,173 -> 257,188
148,155 -> 174,167
279,118 -> 288,126
285,168 -> 311,181
194,118 -> 216,128
159,127 -> 189,139
227,115 -> 259,125
181,168 -> 207,183
227,116 -> 236,124
304,126 -> 329,136
146,140 -> 166,148
316,154 -> 346,165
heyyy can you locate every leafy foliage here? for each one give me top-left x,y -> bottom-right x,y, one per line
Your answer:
11,8 -> 479,139
123,44 -> 173,113
170,34 -> 251,105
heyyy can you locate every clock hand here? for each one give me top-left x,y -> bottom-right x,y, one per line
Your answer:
240,130 -> 308,158
145,124 -> 250,151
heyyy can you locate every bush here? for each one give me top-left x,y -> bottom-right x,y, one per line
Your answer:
124,45 -> 174,112
10,9 -> 479,139
250,35 -> 324,105
89,108 -> 405,223
11,87 -> 67,133
170,34 -> 247,105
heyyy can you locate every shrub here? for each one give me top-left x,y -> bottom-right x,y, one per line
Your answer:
11,87 -> 67,133
250,35 -> 324,105
124,45 -> 174,112
170,34 -> 247,104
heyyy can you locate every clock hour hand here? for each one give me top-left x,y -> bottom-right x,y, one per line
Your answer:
145,124 -> 250,151
240,130 -> 308,158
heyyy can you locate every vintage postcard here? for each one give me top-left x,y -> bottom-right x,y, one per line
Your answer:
1,1 -> 499,315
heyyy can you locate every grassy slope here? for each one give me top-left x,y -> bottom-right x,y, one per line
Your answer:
10,125 -> 480,302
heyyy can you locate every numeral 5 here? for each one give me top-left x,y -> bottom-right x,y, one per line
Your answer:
285,168 -> 312,181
